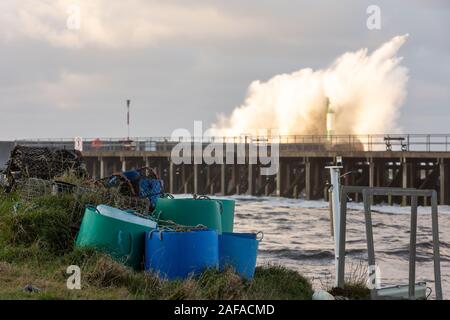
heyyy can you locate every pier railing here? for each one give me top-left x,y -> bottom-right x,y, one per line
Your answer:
13,134 -> 450,153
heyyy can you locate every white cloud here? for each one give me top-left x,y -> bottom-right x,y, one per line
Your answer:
0,0 -> 265,48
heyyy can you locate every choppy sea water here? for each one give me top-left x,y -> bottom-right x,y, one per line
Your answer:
221,196 -> 450,299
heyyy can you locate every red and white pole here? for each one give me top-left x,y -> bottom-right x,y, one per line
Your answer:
126,99 -> 130,140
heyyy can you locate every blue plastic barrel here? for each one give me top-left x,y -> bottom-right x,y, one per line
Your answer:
145,230 -> 219,280
219,232 -> 260,280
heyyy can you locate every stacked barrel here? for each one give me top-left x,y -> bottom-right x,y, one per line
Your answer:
76,195 -> 261,280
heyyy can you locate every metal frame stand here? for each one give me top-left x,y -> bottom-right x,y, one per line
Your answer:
337,186 -> 443,300
326,166 -> 343,287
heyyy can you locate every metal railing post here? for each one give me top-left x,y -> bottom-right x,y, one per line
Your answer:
409,196 -> 418,299
337,186 -> 348,288
431,191 -> 443,300
362,189 -> 377,300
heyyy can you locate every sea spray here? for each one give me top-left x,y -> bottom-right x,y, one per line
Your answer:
211,35 -> 409,137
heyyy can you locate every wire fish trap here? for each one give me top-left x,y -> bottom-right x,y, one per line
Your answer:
72,184 -> 151,215
4,145 -> 87,188
0,172 -> 8,189
15,178 -> 55,202
15,178 -> 151,215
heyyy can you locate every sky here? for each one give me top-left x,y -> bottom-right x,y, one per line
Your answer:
0,0 -> 449,140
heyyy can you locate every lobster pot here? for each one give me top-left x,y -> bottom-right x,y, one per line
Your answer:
214,199 -> 235,233
145,230 -> 219,280
155,198 -> 222,233
219,232 -> 259,280
76,205 -> 157,269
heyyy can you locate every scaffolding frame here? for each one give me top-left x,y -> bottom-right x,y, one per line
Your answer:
337,186 -> 443,300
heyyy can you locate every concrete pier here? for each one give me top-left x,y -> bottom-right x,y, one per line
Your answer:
6,134 -> 450,205
74,151 -> 449,205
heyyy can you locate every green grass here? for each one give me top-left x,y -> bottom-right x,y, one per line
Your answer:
0,186 -> 314,300
328,283 -> 371,300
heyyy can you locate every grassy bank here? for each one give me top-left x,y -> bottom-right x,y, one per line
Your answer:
0,185 -> 314,300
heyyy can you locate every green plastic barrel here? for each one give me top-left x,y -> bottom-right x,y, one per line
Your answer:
214,199 -> 235,233
155,198 -> 223,233
76,205 -> 157,269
